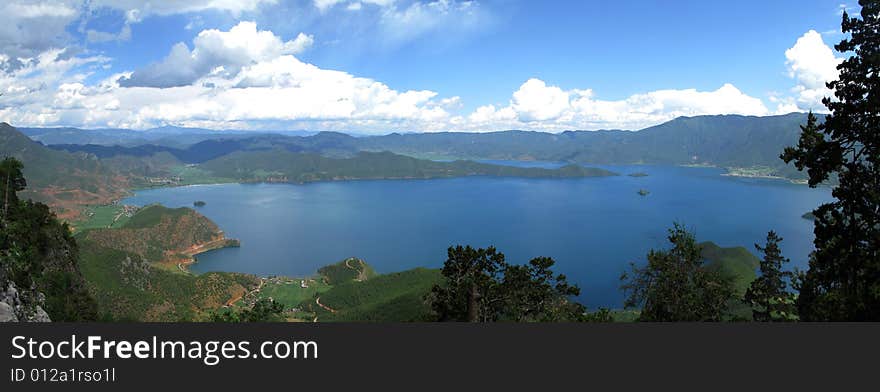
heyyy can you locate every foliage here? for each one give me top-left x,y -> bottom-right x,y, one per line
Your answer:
620,224 -> 735,321
1,157 -> 26,218
743,232 -> 798,322
199,150 -> 616,184
77,238 -> 259,321
80,205 -> 230,264
780,3 -> 880,321
317,258 -> 376,285
75,205 -> 131,231
301,267 -> 442,322
211,298 -> 285,322
255,278 -> 331,309
429,245 -> 586,322
0,157 -> 98,321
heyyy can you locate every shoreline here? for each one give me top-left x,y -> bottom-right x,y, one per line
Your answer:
176,237 -> 241,273
720,171 -> 809,185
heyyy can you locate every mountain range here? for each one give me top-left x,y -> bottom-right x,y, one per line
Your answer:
1,113 -> 814,220
41,113 -> 810,175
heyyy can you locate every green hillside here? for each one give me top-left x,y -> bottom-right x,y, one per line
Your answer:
358,113 -> 810,179
77,239 -> 259,321
700,241 -> 760,295
300,267 -> 442,322
74,204 -> 255,321
199,150 -> 616,183
79,204 -> 237,265
317,257 -> 377,285
700,241 -> 761,320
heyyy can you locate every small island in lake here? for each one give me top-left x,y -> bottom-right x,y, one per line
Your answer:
194,200 -> 206,207
628,172 -> 649,177
638,189 -> 650,196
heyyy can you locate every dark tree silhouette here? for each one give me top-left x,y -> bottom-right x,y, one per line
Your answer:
0,157 -> 26,223
430,245 -> 505,322
621,223 -> 734,321
211,298 -> 285,322
781,2 -> 880,320
429,245 -> 588,322
0,157 -> 98,321
744,231 -> 797,321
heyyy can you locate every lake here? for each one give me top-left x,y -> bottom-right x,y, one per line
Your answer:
123,164 -> 833,308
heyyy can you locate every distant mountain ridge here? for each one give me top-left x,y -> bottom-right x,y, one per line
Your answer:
41,113 -> 811,180
359,113 -> 810,176
21,125 -> 316,148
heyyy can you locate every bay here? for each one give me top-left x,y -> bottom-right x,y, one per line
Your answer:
123,164 -> 832,308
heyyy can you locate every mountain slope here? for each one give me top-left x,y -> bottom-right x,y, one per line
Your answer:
79,204 -> 239,265
76,205 -> 255,321
359,113 -> 809,177
0,123 -> 128,220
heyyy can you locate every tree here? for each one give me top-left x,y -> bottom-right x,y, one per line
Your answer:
0,157 -> 26,223
211,298 -> 285,322
744,231 -> 797,322
430,245 -> 506,322
780,2 -> 880,320
429,245 -> 587,322
0,157 -> 98,321
499,256 -> 584,322
620,223 -> 734,321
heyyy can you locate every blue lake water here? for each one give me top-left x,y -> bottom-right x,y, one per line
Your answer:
123,164 -> 833,308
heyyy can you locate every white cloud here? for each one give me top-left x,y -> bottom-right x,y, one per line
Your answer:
378,0 -> 483,45
316,0 -> 396,11
511,78 -> 570,122
90,0 -> 277,17
0,17 -> 818,134
1,22 -> 452,131
784,30 -> 843,111
459,79 -> 770,132
120,22 -> 314,87
0,1 -> 81,58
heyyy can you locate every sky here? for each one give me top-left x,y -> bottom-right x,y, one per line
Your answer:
0,0 -> 855,134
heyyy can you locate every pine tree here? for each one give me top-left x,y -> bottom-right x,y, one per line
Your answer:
620,223 -> 734,321
744,232 -> 797,321
781,1 -> 880,320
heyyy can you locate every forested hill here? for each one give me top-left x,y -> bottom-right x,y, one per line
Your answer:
198,150 -> 617,183
358,113 -> 809,175
43,113 -> 810,179
75,205 -> 257,321
79,205 -> 239,265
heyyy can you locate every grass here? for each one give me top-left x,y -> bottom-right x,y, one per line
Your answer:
255,277 -> 332,309
317,257 -> 377,285
77,238 -> 259,321
122,204 -> 189,229
168,164 -> 235,185
301,267 -> 442,322
74,205 -> 131,231
700,241 -> 760,296
700,241 -> 761,321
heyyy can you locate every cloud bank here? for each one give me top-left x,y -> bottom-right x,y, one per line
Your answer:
0,1 -> 850,134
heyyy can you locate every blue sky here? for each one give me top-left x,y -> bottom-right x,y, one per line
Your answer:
0,0 -> 853,133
